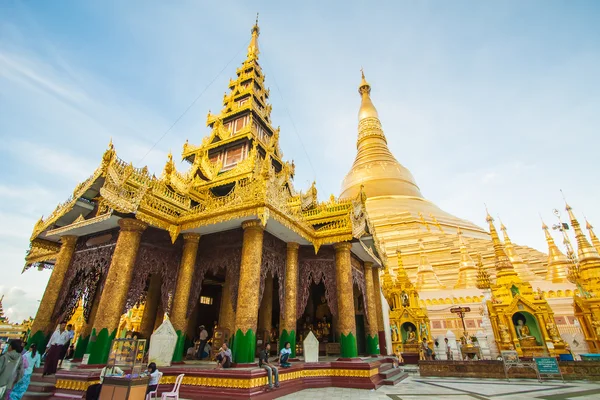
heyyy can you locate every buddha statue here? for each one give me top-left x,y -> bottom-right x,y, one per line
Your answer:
406,325 -> 417,343
401,292 -> 409,307
515,319 -> 533,339
546,322 -> 561,342
390,323 -> 399,342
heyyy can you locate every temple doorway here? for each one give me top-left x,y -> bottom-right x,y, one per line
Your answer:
190,270 -> 224,349
354,283 -> 366,355
299,282 -> 334,353
257,272 -> 281,355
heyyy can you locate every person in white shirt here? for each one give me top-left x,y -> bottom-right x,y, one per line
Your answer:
145,362 -> 160,394
42,323 -> 68,376
196,325 -> 209,360
85,359 -> 124,400
58,324 -> 75,368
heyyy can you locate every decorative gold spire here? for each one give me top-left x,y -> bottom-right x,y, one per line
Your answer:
395,249 -> 413,288
499,220 -> 536,281
565,202 -> 600,288
358,69 -> 379,121
476,254 -> 491,290
541,220 -> 569,283
455,228 -> 478,289
586,218 -> 600,254
247,13 -> 260,60
486,211 -> 519,284
415,239 -> 444,291
340,72 -> 423,199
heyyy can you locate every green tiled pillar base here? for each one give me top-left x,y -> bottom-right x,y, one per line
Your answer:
73,334 -> 90,359
279,329 -> 296,358
172,330 -> 186,362
339,332 -> 358,358
28,330 -> 49,353
366,334 -> 379,355
87,328 -> 116,365
232,329 -> 256,363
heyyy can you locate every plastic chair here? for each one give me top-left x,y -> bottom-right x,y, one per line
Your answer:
161,373 -> 184,400
145,372 -> 163,400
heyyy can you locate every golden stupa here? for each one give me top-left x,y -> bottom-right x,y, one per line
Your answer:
340,73 -> 548,287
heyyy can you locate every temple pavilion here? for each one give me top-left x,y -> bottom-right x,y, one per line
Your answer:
24,20 -> 386,365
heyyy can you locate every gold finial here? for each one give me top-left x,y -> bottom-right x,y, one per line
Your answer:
485,207 -> 518,281
542,217 -> 570,282
247,13 -> 260,59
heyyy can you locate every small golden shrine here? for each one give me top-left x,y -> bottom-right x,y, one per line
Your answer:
382,250 -> 432,359
484,213 -> 567,357
563,205 -> 600,352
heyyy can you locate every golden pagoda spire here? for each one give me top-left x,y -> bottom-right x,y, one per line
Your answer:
247,13 -> 260,60
455,228 -> 478,289
340,71 -> 423,200
415,239 -> 444,290
486,210 -> 519,285
564,202 -> 600,288
585,218 -> 600,254
541,220 -> 569,283
395,249 -> 413,288
476,254 -> 491,290
499,220 -> 536,281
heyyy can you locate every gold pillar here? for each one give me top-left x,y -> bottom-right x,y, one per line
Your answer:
363,262 -> 380,355
334,242 -> 358,357
219,271 -> 236,334
258,274 -> 274,334
170,233 -> 200,362
371,265 -> 386,354
30,235 -> 78,340
88,218 -> 147,364
232,220 -> 264,363
281,243 -> 299,355
140,274 -> 162,338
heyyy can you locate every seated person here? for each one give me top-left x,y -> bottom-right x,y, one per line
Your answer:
145,362 -> 160,394
85,359 -> 124,400
279,342 -> 292,368
259,344 -> 279,389
200,342 -> 211,360
215,343 -> 231,369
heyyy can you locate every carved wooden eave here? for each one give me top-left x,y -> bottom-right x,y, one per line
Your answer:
24,238 -> 61,270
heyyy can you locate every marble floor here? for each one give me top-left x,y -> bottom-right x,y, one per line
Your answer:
278,376 -> 600,399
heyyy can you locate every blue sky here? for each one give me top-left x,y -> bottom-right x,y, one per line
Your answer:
1,0 -> 599,321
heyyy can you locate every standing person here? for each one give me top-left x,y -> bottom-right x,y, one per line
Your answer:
421,337 -> 432,361
444,338 -> 453,360
259,344 -> 279,390
0,340 -> 24,399
43,323 -> 68,376
196,325 -> 208,360
279,342 -> 292,368
58,324 -> 74,369
214,343 -> 231,369
85,359 -> 124,400
145,362 -> 160,394
9,344 -> 41,400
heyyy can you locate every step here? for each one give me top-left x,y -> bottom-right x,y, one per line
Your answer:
28,382 -> 56,393
378,363 -> 393,373
382,371 -> 409,386
22,393 -> 53,400
380,367 -> 404,379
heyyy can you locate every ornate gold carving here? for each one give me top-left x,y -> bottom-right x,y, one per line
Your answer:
334,242 -> 356,336
282,242 -> 299,332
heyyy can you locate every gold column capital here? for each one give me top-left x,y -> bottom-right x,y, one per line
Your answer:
182,232 -> 201,243
334,242 -> 352,252
118,218 -> 148,232
287,242 -> 300,250
60,235 -> 78,246
242,219 -> 264,231
364,261 -> 374,271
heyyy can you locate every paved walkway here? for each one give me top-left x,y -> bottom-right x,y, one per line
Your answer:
279,376 -> 600,399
